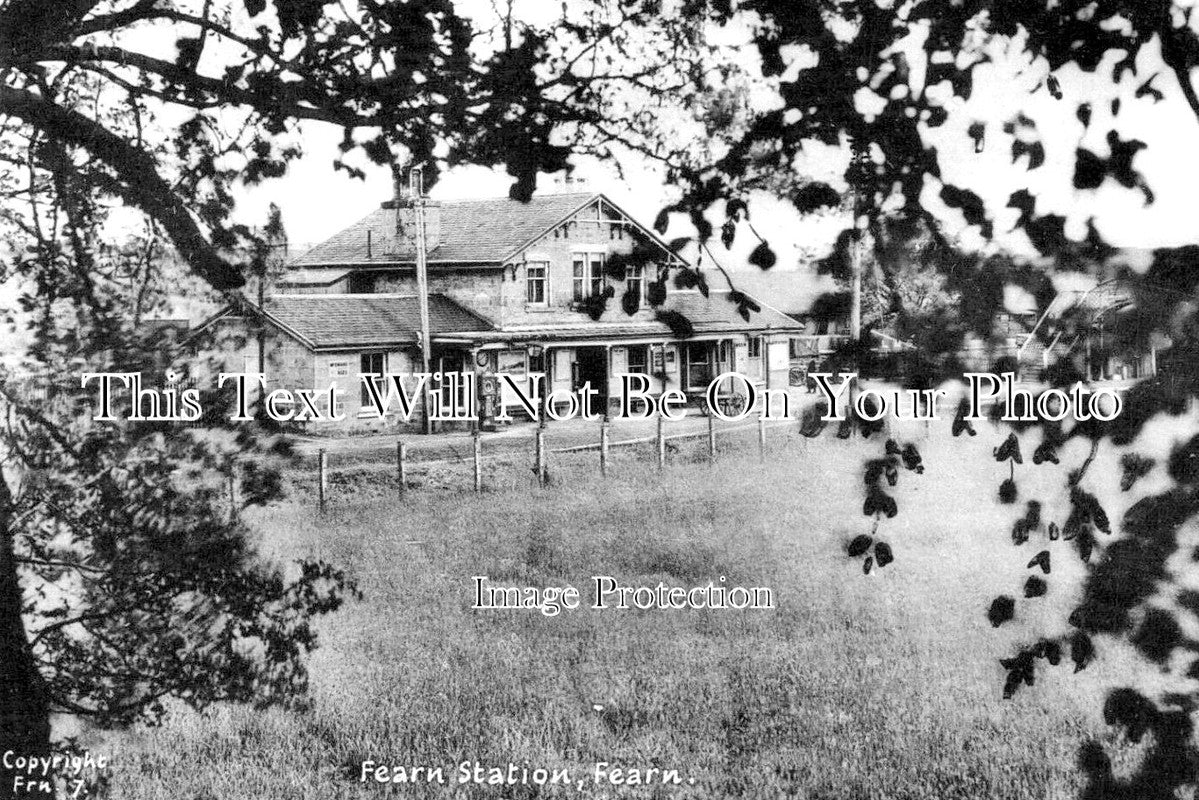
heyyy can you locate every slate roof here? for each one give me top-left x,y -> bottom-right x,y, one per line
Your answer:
716,270 -> 833,318
277,267 -> 353,287
201,287 -> 803,351
483,291 -> 805,342
290,192 -> 602,267
254,294 -> 495,349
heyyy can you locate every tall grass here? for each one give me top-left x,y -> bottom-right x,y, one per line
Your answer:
105,426 -> 1153,799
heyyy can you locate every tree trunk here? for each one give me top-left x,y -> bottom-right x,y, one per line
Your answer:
0,517 -> 52,800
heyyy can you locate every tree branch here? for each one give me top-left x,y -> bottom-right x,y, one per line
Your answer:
1168,61 -> 1199,126
35,44 -> 366,126
0,83 -> 244,291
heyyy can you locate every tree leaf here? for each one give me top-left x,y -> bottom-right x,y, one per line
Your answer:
748,241 -> 777,270
791,182 -> 841,213
988,595 -> 1016,627
655,309 -> 694,339
848,535 -> 873,557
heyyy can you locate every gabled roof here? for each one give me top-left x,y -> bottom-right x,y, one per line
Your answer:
291,192 -> 631,268
201,294 -> 495,350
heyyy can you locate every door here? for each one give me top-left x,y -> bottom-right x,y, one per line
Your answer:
683,342 -> 713,391
573,346 -> 609,405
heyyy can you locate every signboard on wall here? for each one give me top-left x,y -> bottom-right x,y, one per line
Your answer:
611,346 -> 627,373
498,349 -> 526,374
768,341 -> 789,371
651,346 -> 665,374
328,361 -> 349,378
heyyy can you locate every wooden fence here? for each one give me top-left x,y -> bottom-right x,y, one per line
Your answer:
311,414 -> 797,513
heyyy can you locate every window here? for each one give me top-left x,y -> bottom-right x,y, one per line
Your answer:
685,343 -> 712,389
572,252 -> 606,302
359,352 -> 386,406
749,337 -> 762,359
528,349 -> 546,375
627,345 -> 648,374
526,262 -> 548,304
625,264 -> 644,306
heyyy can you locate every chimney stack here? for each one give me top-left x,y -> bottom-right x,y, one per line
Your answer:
391,163 -> 440,253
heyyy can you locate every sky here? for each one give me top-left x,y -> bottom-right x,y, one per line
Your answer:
7,3 -> 1199,361
226,16 -> 1199,278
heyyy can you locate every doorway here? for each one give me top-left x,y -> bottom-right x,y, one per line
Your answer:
573,347 -> 609,405
683,341 -> 713,391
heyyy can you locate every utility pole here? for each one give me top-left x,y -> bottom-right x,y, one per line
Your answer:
256,259 -> 266,414
409,164 -> 434,435
845,136 -> 866,426
849,139 -> 865,356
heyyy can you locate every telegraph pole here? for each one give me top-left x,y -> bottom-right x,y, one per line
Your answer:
849,138 -> 865,355
410,164 -> 434,434
845,136 -> 866,426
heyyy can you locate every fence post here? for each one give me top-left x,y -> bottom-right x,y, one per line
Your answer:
656,412 -> 666,470
535,428 -> 547,487
396,441 -> 407,497
758,413 -> 766,461
318,449 -> 328,514
707,412 -> 717,463
600,421 -> 610,477
473,431 -> 483,493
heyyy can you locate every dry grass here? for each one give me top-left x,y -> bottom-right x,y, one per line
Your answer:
101,421 -> 1160,799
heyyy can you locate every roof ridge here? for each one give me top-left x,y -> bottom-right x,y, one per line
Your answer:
270,292 -> 424,299
290,192 -> 615,269
431,191 -> 599,205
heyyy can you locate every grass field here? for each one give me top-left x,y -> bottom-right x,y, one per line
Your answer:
100,421 -> 1169,799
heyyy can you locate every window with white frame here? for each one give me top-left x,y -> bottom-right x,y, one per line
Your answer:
625,264 -> 644,306
359,352 -> 386,407
572,252 -> 606,302
748,336 -> 762,359
627,345 -> 648,374
526,261 -> 548,304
